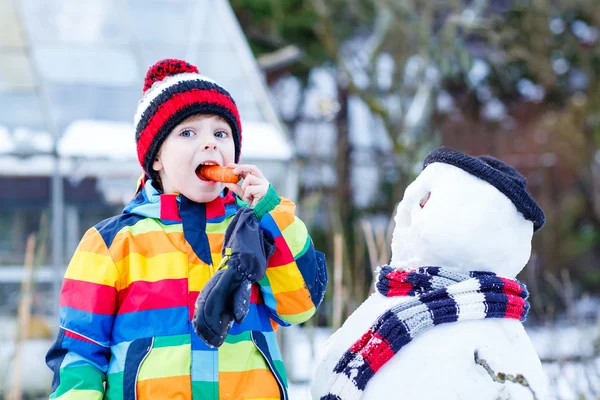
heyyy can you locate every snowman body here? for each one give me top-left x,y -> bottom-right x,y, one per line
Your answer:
312,160 -> 547,400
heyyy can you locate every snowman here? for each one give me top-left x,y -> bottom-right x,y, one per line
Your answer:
312,147 -> 547,400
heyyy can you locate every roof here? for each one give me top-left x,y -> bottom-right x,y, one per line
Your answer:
0,118 -> 292,178
0,0 -> 293,178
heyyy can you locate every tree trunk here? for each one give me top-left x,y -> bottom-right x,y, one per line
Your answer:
334,82 -> 358,301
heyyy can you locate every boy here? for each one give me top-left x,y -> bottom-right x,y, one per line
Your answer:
46,59 -> 327,400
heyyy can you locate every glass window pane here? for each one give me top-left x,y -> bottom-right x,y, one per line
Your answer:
137,43 -> 187,70
20,0 -> 127,45
32,46 -> 138,85
236,101 -> 264,122
190,45 -> 236,81
0,52 -> 36,91
45,83 -> 139,133
0,92 -> 44,130
191,48 -> 267,121
126,0 -> 193,43
0,1 -> 26,48
224,77 -> 265,121
187,1 -> 229,45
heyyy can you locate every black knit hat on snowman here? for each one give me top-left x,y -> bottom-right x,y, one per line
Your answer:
134,59 -> 242,182
423,146 -> 546,231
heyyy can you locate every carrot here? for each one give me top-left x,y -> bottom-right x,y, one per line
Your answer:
198,166 -> 239,183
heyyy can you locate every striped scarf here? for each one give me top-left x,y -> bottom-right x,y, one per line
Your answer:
321,266 -> 529,400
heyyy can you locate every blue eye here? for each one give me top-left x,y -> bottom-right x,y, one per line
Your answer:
214,130 -> 228,138
180,130 -> 195,138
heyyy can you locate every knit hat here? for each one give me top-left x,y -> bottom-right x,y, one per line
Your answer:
423,146 -> 546,231
134,59 -> 242,180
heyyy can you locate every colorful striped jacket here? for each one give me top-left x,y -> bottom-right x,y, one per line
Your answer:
46,181 -> 327,400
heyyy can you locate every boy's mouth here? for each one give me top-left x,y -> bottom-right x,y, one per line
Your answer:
195,161 -> 220,182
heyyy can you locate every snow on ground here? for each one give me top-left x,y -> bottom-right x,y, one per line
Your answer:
528,323 -> 600,399
288,383 -> 312,400
527,323 -> 599,360
283,323 -> 600,400
0,316 -> 53,397
1,316 -> 598,399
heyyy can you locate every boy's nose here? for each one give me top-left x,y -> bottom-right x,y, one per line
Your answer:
201,140 -> 218,151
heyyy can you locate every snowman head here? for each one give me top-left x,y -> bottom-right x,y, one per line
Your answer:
390,147 -> 545,278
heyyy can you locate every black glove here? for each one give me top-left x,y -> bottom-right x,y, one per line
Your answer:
193,207 -> 275,347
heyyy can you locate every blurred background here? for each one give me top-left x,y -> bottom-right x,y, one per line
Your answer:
1,0 -> 599,398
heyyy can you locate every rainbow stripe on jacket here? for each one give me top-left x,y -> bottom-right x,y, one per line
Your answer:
46,181 -> 327,400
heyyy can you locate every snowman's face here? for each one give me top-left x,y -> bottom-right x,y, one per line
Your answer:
390,163 -> 534,278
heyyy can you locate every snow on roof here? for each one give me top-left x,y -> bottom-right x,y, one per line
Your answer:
0,126 -> 13,154
239,121 -> 293,161
58,119 -> 293,162
0,155 -> 56,176
0,125 -> 54,156
0,119 -> 293,178
59,120 -> 136,160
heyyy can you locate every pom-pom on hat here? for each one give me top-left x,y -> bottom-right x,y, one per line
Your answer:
423,146 -> 546,231
134,59 -> 242,181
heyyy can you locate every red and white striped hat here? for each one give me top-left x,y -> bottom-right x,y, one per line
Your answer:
134,59 -> 242,180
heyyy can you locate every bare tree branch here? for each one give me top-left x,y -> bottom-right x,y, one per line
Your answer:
474,350 -> 540,400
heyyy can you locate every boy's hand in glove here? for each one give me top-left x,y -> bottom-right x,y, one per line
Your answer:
193,207 -> 275,347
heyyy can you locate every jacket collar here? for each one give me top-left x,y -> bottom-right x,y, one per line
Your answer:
123,179 -> 237,223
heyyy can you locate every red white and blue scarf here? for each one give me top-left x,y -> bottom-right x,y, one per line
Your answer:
320,266 -> 529,400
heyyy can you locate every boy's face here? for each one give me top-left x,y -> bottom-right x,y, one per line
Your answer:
152,114 -> 236,202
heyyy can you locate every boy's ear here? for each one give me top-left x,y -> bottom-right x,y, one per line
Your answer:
152,156 -> 163,172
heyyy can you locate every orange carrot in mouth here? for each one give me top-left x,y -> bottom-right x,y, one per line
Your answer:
197,166 -> 239,183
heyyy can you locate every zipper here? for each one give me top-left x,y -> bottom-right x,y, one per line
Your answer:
251,332 -> 288,400
133,337 -> 154,400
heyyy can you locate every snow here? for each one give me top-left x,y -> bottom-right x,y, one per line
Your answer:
0,118 -> 294,180
481,98 -> 508,121
404,55 -> 426,87
240,121 -> 293,161
517,79 -> 545,102
288,382 -> 312,399
437,91 -> 455,113
301,68 -> 338,120
0,266 -> 56,284
0,155 -> 58,176
528,324 -> 600,360
0,126 -> 53,157
572,20 -> 598,43
0,316 -> 54,396
0,125 -> 15,154
283,325 -> 333,383
375,53 -> 394,91
543,359 -> 600,399
285,322 -> 599,400
0,319 -> 596,399
467,59 -> 489,87
58,119 -> 293,161
59,120 -> 136,160
0,154 -> 143,178
550,18 -> 566,35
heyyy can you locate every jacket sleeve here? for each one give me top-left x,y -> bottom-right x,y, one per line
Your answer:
242,185 -> 328,325
45,227 -> 118,399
